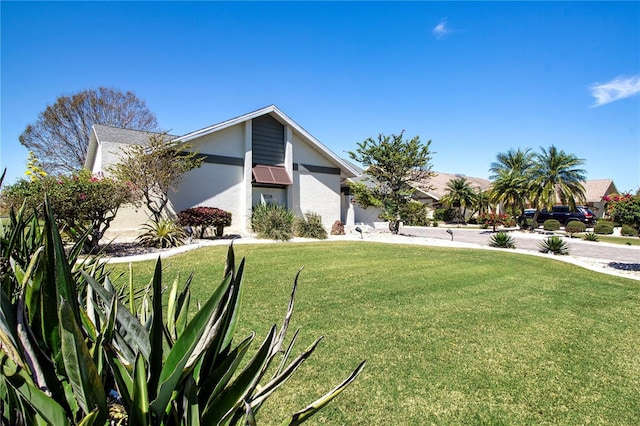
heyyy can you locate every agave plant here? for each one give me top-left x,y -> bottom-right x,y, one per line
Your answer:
0,188 -> 365,425
583,232 -> 600,242
137,218 -> 186,248
488,232 -> 516,249
538,235 -> 570,255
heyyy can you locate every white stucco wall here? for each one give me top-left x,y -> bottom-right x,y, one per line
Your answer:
193,125 -> 246,157
293,171 -> 341,230
292,133 -> 334,167
169,163 -> 246,234
100,142 -> 129,176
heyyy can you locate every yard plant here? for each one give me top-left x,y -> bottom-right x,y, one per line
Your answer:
0,195 -> 364,425
539,235 -> 570,255
109,242 -> 640,425
488,231 -> 516,248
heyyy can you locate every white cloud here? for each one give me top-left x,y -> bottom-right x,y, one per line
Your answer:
589,75 -> 640,107
432,19 -> 450,39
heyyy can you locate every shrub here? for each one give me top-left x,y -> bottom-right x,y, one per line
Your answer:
583,232 -> 600,242
433,208 -> 456,222
620,224 -> 638,237
401,201 -> 430,226
0,169 -> 137,253
594,221 -> 614,235
543,219 -> 561,231
478,212 -> 512,232
137,218 -> 186,248
331,219 -> 345,235
565,220 -> 586,237
519,217 -> 535,230
539,236 -> 570,255
177,206 -> 232,238
293,211 -> 328,239
488,232 -> 516,249
251,202 -> 294,241
0,196 -> 365,425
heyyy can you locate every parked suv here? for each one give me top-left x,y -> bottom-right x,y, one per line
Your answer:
524,206 -> 595,226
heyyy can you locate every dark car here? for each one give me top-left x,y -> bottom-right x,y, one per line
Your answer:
524,206 -> 595,225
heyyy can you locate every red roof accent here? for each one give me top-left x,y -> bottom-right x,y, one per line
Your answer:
252,165 -> 292,185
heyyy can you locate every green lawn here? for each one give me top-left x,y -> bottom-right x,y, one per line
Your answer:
594,234 -> 640,246
109,242 -> 640,425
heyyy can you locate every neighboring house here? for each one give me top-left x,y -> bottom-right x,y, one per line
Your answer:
347,171 -> 492,226
85,105 -> 359,237
582,179 -> 618,218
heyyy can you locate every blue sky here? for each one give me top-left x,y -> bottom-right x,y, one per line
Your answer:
2,1 -> 639,192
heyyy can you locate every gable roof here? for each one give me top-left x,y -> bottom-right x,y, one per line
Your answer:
174,105 -> 359,177
583,179 -> 618,202
92,124 -> 177,145
412,172 -> 491,201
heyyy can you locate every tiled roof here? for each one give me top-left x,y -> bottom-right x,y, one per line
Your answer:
412,172 -> 491,201
93,125 -> 177,145
583,179 -> 617,202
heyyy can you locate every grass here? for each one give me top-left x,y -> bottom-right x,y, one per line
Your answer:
108,242 -> 640,425
594,234 -> 640,246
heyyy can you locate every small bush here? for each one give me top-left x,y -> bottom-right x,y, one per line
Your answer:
539,236 -> 570,255
434,208 -> 457,222
177,206 -> 232,238
251,202 -> 294,241
620,224 -> 638,237
583,232 -> 600,242
565,220 -> 586,237
519,217 -> 535,230
594,221 -> 614,235
400,201 -> 430,226
331,220 -> 345,235
293,212 -> 328,239
543,219 -> 561,231
488,232 -> 516,249
137,218 -> 186,248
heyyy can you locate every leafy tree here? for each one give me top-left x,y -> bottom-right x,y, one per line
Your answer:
0,168 -> 137,252
348,131 -> 433,233
440,177 -> 476,223
604,192 -> 640,231
488,148 -> 534,224
109,133 -> 203,222
528,145 -> 586,225
19,87 -> 158,174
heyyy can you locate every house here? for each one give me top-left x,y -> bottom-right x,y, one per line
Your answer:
347,171 -> 492,226
582,179 -> 618,218
85,105 -> 359,237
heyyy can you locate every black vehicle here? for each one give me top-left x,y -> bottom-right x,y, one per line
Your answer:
523,206 -> 595,225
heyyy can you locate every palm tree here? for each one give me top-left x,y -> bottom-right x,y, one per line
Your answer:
489,148 -> 534,225
529,145 -> 586,224
441,177 -> 476,223
489,148 -> 534,179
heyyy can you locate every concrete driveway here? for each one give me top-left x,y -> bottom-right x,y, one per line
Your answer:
401,225 -> 640,264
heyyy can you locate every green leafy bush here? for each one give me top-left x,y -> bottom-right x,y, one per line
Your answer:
177,206 -> 232,238
543,219 -> 561,231
293,212 -> 328,239
0,192 -> 365,425
251,203 -> 294,241
538,235 -> 570,255
594,221 -> 614,235
331,220 -> 345,235
0,169 -> 137,253
519,217 -> 535,230
565,220 -> 586,237
488,232 -> 516,249
433,208 -> 456,223
401,201 -> 430,226
137,218 -> 186,248
583,232 -> 600,242
620,224 -> 638,237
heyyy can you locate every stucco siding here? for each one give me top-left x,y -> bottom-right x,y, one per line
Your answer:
101,141 -> 129,175
292,133 -> 334,167
293,171 -> 341,230
169,163 -> 246,233
191,125 -> 245,158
